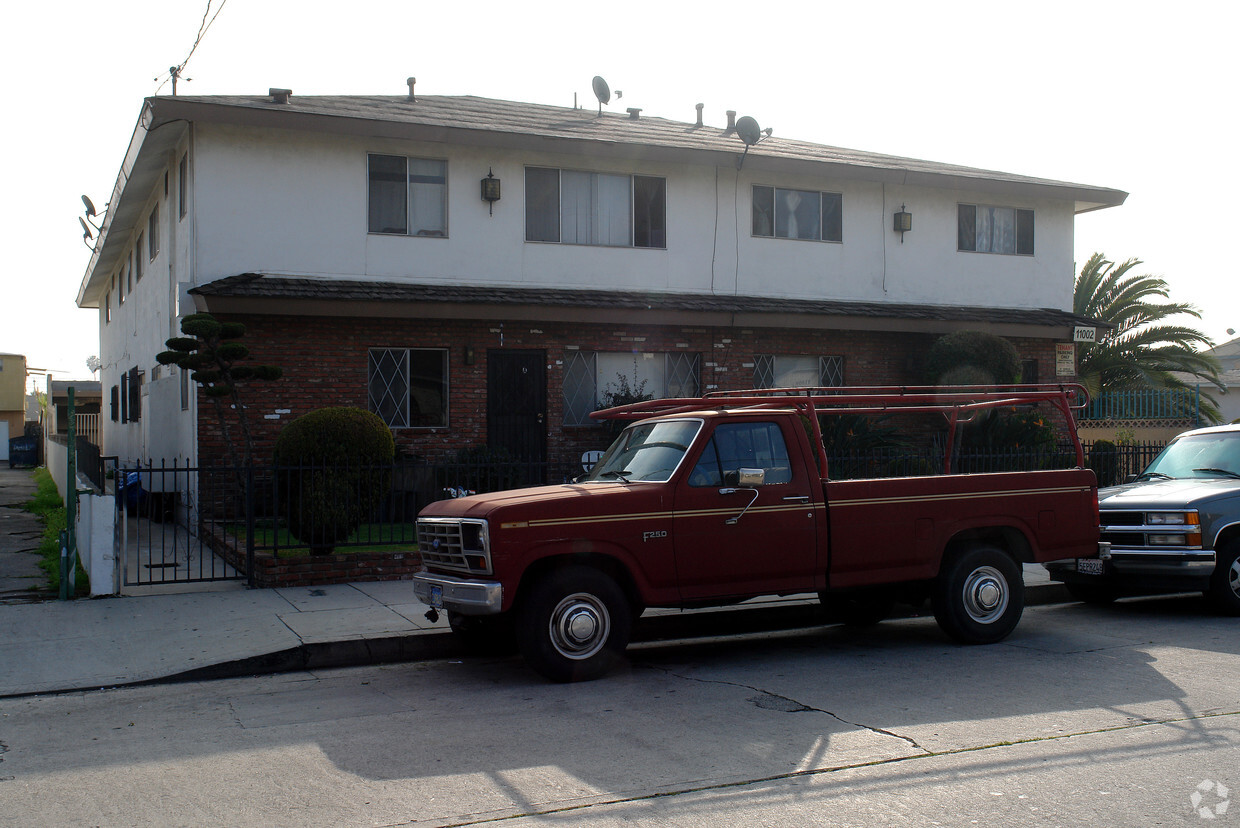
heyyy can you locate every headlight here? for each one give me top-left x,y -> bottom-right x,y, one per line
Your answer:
1149,534 -> 1188,546
1147,512 -> 1189,525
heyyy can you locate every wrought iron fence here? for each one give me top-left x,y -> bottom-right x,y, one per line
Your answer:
1081,389 -> 1202,423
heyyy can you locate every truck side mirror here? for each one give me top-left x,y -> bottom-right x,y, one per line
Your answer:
737,468 -> 765,487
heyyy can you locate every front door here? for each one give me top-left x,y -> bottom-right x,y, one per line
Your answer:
673,418 -> 820,600
487,350 -> 547,464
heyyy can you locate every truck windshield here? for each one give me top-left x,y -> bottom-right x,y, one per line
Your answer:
581,420 -> 702,483
1140,431 -> 1240,480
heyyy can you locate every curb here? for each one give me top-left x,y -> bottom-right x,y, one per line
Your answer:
4,582 -> 1074,698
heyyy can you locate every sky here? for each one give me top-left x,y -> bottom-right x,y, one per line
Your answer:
3,0 -> 1236,392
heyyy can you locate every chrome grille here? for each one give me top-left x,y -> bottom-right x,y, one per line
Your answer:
417,517 -> 491,574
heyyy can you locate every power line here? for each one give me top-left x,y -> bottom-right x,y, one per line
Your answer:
154,0 -> 230,95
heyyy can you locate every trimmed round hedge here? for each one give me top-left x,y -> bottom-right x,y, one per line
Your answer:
273,407 -> 396,553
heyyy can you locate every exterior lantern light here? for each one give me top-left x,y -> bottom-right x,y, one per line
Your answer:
893,204 -> 912,242
481,168 -> 501,216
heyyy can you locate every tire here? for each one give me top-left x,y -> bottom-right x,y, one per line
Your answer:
932,545 -> 1024,644
1066,583 -> 1119,606
447,611 -> 517,656
516,567 -> 632,682
1206,541 -> 1240,616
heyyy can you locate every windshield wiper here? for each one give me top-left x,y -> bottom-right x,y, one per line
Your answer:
1136,471 -> 1174,481
600,469 -> 632,482
1194,468 -> 1240,479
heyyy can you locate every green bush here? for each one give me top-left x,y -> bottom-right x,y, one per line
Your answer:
924,330 -> 1021,386
1088,440 -> 1121,487
273,407 -> 396,553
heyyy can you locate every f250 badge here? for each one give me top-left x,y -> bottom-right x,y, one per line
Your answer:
642,530 -> 669,542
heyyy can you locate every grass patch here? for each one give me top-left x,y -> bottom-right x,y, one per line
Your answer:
26,468 -> 90,597
224,521 -> 418,557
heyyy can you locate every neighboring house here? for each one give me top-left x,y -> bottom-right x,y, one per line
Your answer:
1207,336 -> 1240,424
74,82 -> 1126,470
0,353 -> 29,462
46,379 -> 103,447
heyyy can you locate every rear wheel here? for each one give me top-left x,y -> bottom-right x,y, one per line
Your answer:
516,567 -> 632,682
932,545 -> 1024,644
1206,541 -> 1240,616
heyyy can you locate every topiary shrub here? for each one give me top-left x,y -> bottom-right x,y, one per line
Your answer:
924,330 -> 1021,386
273,407 -> 396,554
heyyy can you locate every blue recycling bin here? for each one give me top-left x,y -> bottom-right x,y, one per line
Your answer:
8,436 -> 38,468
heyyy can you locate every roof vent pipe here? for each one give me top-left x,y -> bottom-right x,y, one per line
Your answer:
407,77 -> 416,102
695,103 -> 704,126
627,107 -> 642,120
269,88 -> 292,104
725,110 -> 736,135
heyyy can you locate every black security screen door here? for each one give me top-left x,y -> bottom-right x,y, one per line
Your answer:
487,350 -> 547,463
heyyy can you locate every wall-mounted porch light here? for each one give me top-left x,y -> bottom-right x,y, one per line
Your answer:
464,345 -> 476,365
893,204 -> 912,243
480,168 -> 501,216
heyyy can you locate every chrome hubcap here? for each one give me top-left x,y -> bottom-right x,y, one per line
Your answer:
549,593 -> 610,660
963,566 -> 1009,624
1229,559 -> 1240,597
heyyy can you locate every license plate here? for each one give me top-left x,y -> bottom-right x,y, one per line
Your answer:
1076,558 -> 1105,575
428,584 -> 444,609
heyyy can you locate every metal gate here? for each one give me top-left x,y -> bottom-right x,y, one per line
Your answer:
117,463 -> 250,587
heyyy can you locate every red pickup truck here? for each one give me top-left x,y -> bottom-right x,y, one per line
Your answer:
414,386 -> 1103,681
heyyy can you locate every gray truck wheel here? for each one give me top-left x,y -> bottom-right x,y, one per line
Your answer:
932,545 -> 1024,644
516,566 -> 632,682
1207,541 -> 1240,616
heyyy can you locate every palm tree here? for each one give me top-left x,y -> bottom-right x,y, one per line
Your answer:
1074,253 -> 1223,422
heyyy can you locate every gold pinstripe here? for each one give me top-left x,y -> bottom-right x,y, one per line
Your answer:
500,502 -> 820,531
829,485 -> 1091,508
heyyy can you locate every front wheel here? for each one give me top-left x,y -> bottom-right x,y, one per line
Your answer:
1206,541 -> 1240,616
932,546 -> 1024,644
516,567 -> 632,682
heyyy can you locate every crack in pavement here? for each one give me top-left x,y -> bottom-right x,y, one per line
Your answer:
658,666 -> 931,754
401,709 -> 1240,828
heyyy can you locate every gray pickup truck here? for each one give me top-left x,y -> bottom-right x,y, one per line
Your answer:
1046,423 -> 1240,613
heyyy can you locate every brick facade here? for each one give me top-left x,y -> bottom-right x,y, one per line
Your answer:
195,311 -> 1061,468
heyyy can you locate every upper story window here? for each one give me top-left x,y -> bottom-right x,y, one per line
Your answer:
178,154 -> 188,220
148,205 -> 160,259
368,154 -> 447,237
958,204 -> 1034,256
525,167 -> 666,248
135,235 -> 145,282
752,186 -> 842,243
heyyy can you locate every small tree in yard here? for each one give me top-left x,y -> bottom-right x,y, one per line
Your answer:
273,407 -> 396,554
156,313 -> 282,468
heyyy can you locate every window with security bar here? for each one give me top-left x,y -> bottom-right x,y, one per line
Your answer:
563,351 -> 700,425
754,355 -> 844,389
368,348 -> 448,428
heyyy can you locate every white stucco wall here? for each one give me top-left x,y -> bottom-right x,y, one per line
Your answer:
190,123 -> 1078,312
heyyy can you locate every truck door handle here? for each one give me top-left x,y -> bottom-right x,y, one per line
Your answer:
783,495 -> 810,503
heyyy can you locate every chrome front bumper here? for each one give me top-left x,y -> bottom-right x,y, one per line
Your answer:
412,571 -> 503,615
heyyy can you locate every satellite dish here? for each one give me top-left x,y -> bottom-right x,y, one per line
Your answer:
735,116 -> 762,146
81,194 -> 97,217
78,217 -> 93,240
592,76 -> 611,106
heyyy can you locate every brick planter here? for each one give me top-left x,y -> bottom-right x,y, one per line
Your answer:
211,529 -> 423,587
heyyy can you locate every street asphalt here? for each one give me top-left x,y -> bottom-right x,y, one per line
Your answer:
0,464 -> 1073,698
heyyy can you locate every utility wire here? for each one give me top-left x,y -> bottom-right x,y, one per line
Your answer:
154,0 -> 230,95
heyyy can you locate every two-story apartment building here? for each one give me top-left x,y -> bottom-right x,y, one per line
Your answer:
75,82 -> 1126,469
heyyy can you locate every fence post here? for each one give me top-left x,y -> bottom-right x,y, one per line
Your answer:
245,464 -> 256,588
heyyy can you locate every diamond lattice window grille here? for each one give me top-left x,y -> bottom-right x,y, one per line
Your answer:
665,352 -> 701,398
753,355 -> 775,389
368,349 -> 410,428
562,350 -> 597,425
819,356 -> 844,388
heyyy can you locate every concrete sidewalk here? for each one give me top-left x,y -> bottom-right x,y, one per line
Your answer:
0,566 -> 1069,698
